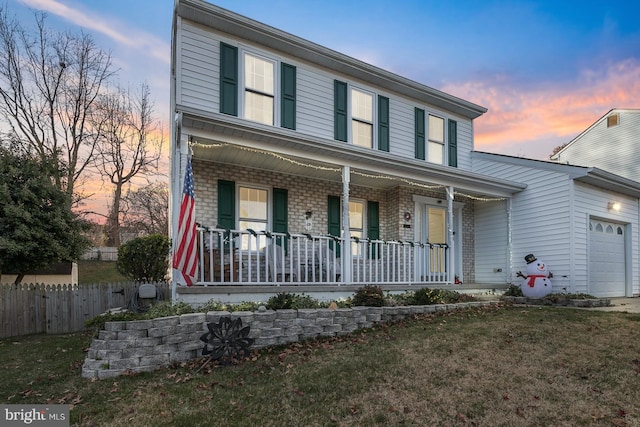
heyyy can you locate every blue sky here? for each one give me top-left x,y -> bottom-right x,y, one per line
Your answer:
7,0 -> 640,214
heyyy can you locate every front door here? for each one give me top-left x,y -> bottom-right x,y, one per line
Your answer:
416,203 -> 448,281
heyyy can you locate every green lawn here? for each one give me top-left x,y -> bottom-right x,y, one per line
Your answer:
2,305 -> 640,426
78,260 -> 128,284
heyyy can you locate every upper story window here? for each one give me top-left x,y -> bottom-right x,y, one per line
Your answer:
219,42 -> 296,130
334,80 -> 389,152
414,108 -> 457,167
351,88 -> 373,148
244,53 -> 275,125
428,115 -> 445,164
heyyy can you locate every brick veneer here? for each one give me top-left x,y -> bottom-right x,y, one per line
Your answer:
82,301 -> 497,379
192,160 -> 476,281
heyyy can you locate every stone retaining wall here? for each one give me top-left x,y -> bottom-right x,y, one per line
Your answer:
82,301 -> 497,380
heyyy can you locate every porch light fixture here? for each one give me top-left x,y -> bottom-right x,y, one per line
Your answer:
608,201 -> 621,211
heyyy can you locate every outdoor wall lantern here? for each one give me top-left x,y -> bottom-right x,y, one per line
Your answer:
304,211 -> 313,231
608,201 -> 621,211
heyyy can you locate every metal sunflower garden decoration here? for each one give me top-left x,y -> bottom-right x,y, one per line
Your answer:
200,316 -> 254,365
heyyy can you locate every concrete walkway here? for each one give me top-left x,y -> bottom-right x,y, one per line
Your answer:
587,297 -> 640,313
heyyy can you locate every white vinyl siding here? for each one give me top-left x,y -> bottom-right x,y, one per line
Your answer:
455,120 -> 473,170
474,200 -> 508,283
177,19 -> 478,169
296,67 -> 334,139
178,20 -> 220,112
473,156 -> 572,290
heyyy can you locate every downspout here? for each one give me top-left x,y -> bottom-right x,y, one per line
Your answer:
507,196 -> 513,284
447,186 -> 454,284
568,179 -> 576,293
341,166 -> 352,284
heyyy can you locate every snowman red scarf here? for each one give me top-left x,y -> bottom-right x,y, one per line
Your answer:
525,275 -> 547,287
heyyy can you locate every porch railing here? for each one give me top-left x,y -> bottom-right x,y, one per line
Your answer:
195,227 -> 449,286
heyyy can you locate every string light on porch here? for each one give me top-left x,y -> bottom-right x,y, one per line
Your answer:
190,141 -> 507,201
351,170 -> 444,190
453,190 -> 506,202
190,141 -> 341,172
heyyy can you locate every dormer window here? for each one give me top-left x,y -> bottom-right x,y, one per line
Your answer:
607,113 -> 619,128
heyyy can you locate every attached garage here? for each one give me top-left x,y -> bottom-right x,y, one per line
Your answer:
589,219 -> 627,297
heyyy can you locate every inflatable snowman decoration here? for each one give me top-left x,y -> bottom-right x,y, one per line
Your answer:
516,254 -> 553,298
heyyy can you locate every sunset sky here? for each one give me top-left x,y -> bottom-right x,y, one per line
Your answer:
8,0 -> 640,219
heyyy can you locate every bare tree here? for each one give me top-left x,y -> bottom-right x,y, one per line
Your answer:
0,8 -> 115,201
94,84 -> 163,246
121,183 -> 169,237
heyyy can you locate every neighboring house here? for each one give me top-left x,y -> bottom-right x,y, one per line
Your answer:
170,0 -> 640,304
551,109 -> 640,182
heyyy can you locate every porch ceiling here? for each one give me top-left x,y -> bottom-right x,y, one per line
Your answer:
191,141 -> 415,190
183,108 -> 527,198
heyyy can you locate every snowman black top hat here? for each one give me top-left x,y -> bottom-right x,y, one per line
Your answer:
524,254 -> 537,264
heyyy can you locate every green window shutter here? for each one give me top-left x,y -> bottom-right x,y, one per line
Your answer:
334,80 -> 348,142
280,63 -> 296,130
217,180 -> 236,230
378,96 -> 389,152
448,119 -> 458,167
219,42 -> 238,116
415,108 -> 425,160
272,188 -> 288,252
367,201 -> 380,259
327,195 -> 341,257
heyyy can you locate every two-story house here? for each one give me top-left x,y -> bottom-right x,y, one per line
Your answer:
170,0 -> 640,304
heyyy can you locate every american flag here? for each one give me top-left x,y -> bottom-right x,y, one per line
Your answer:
172,153 -> 198,285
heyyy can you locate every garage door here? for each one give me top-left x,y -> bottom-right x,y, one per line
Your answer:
589,219 -> 626,297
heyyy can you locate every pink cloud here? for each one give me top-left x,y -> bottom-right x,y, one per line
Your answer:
443,58 -> 640,158
19,0 -> 169,64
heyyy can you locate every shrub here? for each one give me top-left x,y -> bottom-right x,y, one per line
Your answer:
411,288 -> 475,305
266,292 -> 296,310
266,293 -> 322,310
200,300 -> 263,313
84,311 -> 145,332
116,234 -> 170,282
352,285 -> 385,307
503,284 -> 524,297
145,301 -> 194,318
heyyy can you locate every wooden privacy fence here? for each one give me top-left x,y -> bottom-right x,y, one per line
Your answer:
0,282 -> 170,338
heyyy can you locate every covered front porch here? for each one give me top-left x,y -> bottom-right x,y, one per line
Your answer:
171,113 -> 526,303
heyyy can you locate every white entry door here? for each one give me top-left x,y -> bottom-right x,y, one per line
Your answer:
589,219 -> 626,297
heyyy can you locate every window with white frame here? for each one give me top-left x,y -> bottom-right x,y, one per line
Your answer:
428,114 -> 444,164
238,186 -> 269,250
243,52 -> 275,125
351,88 -> 373,148
349,200 -> 365,256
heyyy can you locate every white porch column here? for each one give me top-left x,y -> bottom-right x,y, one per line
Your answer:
446,186 -> 455,284
171,117 -> 188,302
341,166 -> 352,284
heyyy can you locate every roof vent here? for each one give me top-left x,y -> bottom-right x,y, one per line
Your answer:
607,113 -> 619,127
